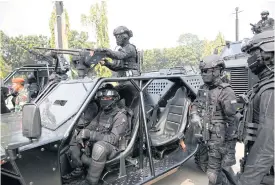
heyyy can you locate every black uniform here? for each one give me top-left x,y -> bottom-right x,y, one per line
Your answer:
66,101 -> 99,169
252,11 -> 274,34
191,55 -> 238,185
63,84 -> 129,185
96,26 -> 139,107
80,106 -> 128,185
1,86 -> 10,114
238,29 -> 274,185
26,73 -> 39,102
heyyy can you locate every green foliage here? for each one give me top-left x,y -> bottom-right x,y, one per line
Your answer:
81,1 -> 111,77
143,32 -> 226,72
0,55 -> 11,78
0,30 -> 50,70
68,30 -> 94,49
202,32 -> 226,57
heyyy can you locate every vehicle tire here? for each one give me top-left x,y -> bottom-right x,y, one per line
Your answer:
194,143 -> 208,173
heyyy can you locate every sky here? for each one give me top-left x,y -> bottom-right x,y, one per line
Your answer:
0,0 -> 274,49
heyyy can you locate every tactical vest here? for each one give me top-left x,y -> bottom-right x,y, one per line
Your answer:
116,44 -> 139,77
243,75 -> 274,143
197,83 -> 230,135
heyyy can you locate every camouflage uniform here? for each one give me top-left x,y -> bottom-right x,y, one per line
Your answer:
14,88 -> 28,112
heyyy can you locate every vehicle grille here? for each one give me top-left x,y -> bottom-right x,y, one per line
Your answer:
229,67 -> 249,96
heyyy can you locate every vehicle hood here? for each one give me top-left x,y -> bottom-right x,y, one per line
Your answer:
1,112 -> 30,159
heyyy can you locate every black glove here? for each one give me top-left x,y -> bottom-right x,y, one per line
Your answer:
76,129 -> 97,144
76,129 -> 91,146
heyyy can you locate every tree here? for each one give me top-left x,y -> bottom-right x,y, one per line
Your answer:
202,32 -> 226,58
81,1 -> 111,77
142,32 -> 226,72
68,30 -> 95,49
0,55 -> 12,78
0,30 -> 50,69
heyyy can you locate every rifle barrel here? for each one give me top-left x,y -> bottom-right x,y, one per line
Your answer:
33,47 -> 92,52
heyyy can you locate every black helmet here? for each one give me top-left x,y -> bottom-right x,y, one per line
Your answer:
96,83 -> 120,110
241,29 -> 274,53
199,54 -> 225,85
113,26 -> 133,37
199,54 -> 225,71
261,11 -> 269,16
241,29 -> 274,75
27,73 -> 37,84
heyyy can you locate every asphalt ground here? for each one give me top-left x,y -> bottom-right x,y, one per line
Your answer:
154,143 -> 244,185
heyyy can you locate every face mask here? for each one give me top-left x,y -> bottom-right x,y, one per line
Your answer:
247,49 -> 268,75
202,72 -> 214,84
115,33 -> 129,46
100,99 -> 115,110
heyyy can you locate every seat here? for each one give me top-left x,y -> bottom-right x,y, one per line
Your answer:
150,87 -> 191,147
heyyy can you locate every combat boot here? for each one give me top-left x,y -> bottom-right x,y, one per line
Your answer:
62,167 -> 84,183
86,160 -> 105,185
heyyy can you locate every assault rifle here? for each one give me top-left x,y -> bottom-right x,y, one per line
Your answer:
34,47 -> 106,78
250,23 -> 262,34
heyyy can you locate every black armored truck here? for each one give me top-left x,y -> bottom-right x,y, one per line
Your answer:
1,49 -> 204,185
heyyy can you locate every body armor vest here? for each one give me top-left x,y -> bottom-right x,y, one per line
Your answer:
90,109 -> 118,133
197,84 -> 229,140
243,75 -> 274,143
116,44 -> 139,77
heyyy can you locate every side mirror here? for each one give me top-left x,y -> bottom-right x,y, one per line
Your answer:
22,103 -> 42,140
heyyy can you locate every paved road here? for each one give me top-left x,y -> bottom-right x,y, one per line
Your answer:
154,143 -> 244,185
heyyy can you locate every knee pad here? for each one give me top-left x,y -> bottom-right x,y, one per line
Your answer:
92,142 -> 108,161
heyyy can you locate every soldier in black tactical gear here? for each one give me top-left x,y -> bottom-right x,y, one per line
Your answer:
251,11 -> 274,34
95,26 -> 139,107
1,80 -> 11,114
237,29 -> 274,185
190,54 -> 238,185
26,73 -> 39,102
63,84 -> 129,185
62,100 -> 99,182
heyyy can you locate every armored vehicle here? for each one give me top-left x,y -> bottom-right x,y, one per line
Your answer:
220,40 -> 258,96
1,49 -> 205,185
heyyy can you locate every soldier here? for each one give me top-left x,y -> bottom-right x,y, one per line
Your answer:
252,11 -> 274,34
1,79 -> 11,114
238,29 -> 274,185
26,73 -> 39,102
63,84 -> 129,185
95,26 -> 139,107
190,55 -> 238,185
11,78 -> 28,112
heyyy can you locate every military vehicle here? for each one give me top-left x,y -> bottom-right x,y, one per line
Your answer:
1,48 -> 205,185
2,48 -> 71,111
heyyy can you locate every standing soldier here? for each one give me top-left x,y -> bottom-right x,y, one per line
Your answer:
251,11 -> 274,34
11,78 -> 28,112
190,54 -> 238,185
238,29 -> 274,185
94,26 -> 139,107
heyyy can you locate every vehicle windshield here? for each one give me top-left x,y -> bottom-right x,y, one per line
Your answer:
38,82 -> 94,130
220,42 -> 243,57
